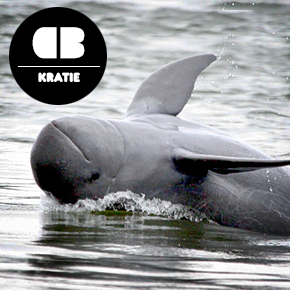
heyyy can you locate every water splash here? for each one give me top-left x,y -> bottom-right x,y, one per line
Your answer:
40,191 -> 203,222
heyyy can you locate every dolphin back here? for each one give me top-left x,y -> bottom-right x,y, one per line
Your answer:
126,54 -> 216,117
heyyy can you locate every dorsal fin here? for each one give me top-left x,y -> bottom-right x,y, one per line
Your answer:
126,54 -> 216,117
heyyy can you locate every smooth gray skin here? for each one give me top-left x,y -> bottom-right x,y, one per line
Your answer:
31,54 -> 290,235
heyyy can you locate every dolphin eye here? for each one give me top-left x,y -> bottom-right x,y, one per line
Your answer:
88,172 -> 100,182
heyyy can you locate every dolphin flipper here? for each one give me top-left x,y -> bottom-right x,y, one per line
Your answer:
173,148 -> 290,175
126,54 -> 217,117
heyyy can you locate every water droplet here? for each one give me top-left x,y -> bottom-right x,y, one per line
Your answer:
270,187 -> 273,192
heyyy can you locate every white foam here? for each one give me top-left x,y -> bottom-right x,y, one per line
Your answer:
40,191 -> 203,222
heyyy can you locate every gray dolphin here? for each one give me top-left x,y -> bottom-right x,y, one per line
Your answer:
31,54 -> 290,235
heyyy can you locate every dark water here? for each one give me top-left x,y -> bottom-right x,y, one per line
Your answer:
0,0 -> 290,289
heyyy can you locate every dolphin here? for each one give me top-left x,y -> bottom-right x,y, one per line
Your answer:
31,54 -> 290,235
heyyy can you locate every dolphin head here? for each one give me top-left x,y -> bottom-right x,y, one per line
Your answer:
30,116 -> 124,204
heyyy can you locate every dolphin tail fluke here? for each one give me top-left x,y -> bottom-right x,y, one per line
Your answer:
173,148 -> 290,176
126,54 -> 216,117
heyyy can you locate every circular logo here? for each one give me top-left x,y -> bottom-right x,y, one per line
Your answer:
9,7 -> 107,105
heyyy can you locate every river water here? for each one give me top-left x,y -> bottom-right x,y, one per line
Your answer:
0,0 -> 290,289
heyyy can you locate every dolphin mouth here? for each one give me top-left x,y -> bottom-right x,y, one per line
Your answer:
51,121 -> 91,163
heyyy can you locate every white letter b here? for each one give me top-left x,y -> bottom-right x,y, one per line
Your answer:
60,27 -> 85,59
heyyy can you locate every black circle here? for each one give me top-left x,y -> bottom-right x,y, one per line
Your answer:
9,7 -> 107,105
